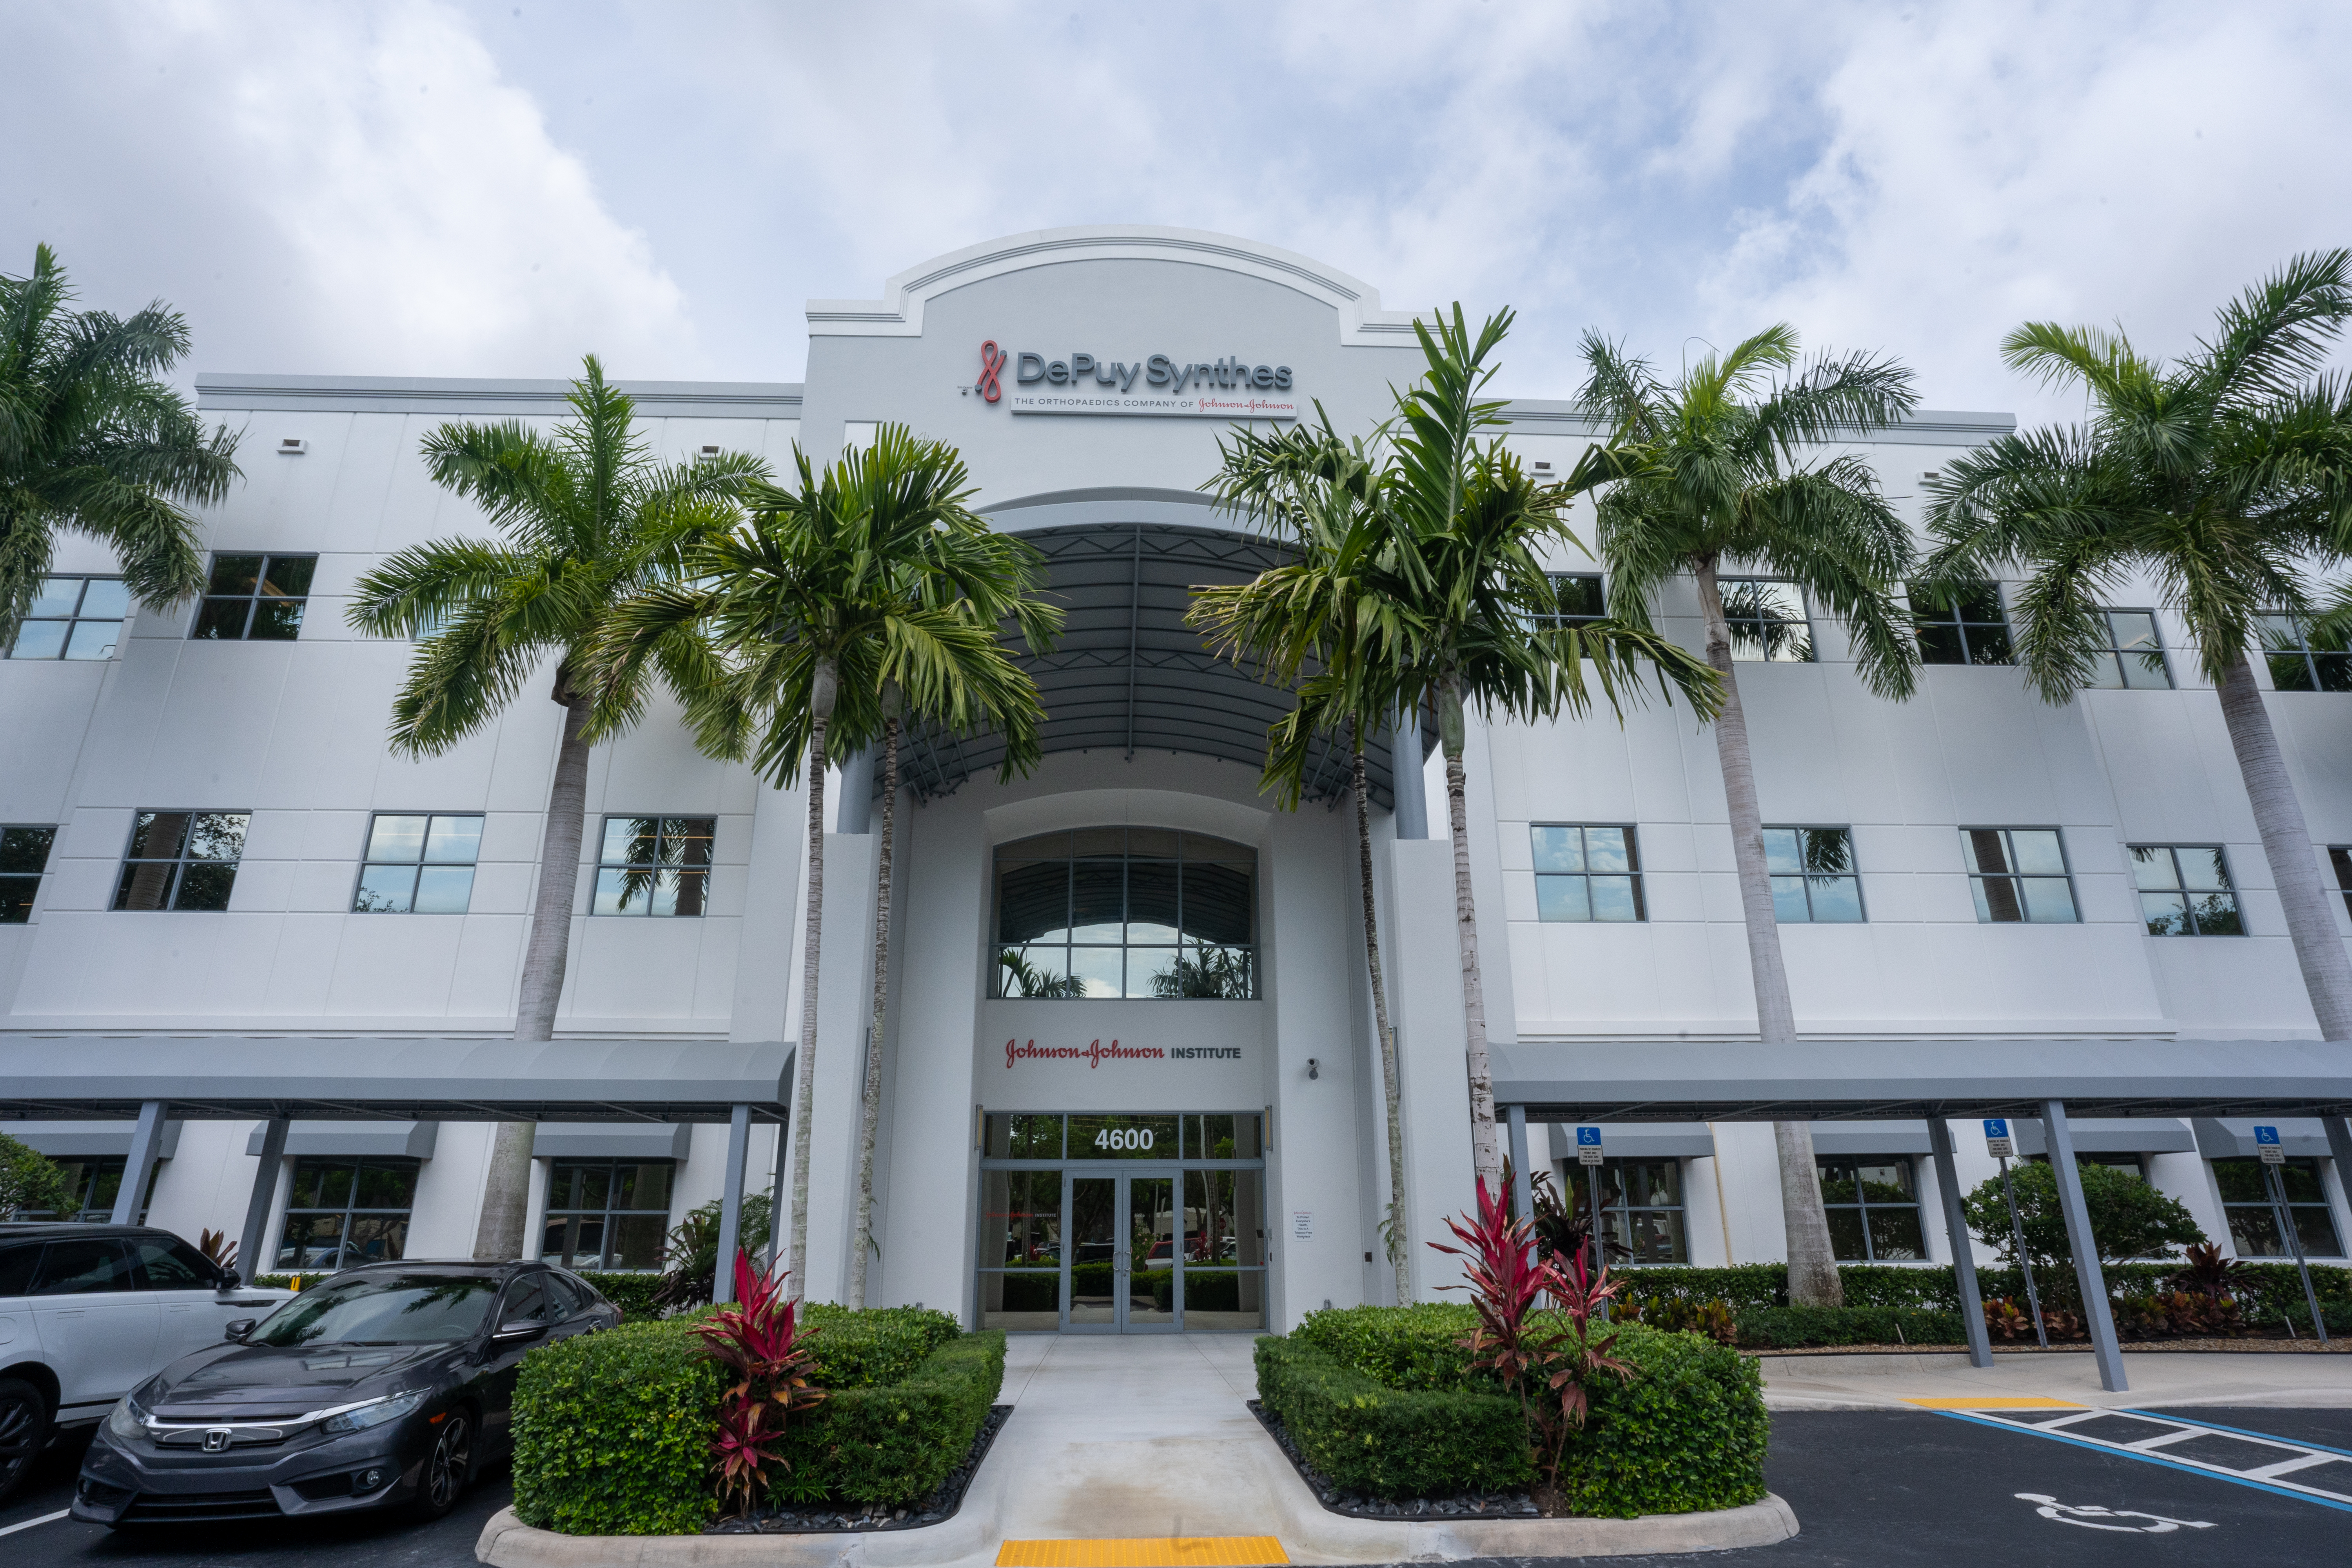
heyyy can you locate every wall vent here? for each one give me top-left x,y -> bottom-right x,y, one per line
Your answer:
278,437 -> 309,456
699,444 -> 721,457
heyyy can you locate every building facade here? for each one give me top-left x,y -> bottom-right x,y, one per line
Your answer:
3,227 -> 2349,1328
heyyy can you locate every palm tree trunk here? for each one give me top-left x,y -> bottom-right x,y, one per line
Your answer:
2215,648 -> 2352,1039
1438,673 -> 1501,1189
1352,718 -> 1412,1303
474,682 -> 593,1261
786,659 -> 837,1302
1693,564 -> 1842,1308
847,713 -> 900,1306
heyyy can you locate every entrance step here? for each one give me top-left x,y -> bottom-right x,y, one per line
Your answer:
996,1539 -> 1289,1567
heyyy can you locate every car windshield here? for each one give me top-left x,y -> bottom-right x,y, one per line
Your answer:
248,1273 -> 499,1347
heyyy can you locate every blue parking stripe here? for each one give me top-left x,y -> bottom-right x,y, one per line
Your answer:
1935,1410 -> 2352,1514
2122,1410 -> 2352,1461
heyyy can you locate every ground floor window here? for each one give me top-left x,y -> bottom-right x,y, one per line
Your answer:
2213,1157 -> 2344,1258
1817,1156 -> 1926,1261
541,1160 -> 675,1270
1565,1158 -> 1688,1263
13,1156 -> 153,1223
277,1158 -> 419,1271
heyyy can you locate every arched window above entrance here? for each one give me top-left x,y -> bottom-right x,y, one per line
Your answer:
994,828 -> 1256,1000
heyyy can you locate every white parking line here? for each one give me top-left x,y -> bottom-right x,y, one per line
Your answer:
0,1511 -> 68,1537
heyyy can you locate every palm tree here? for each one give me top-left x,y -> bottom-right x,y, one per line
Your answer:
597,425 -> 1059,1301
1192,410 -> 1418,1302
347,356 -> 762,1261
1565,325 -> 1922,1309
1924,251 -> 2352,1042
1,244 -> 240,647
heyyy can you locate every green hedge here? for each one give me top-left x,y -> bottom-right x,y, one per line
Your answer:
1613,1261 -> 2352,1314
1733,1305 -> 1969,1348
511,1310 -> 1000,1535
579,1271 -> 666,1320
1267,1305 -> 1768,1515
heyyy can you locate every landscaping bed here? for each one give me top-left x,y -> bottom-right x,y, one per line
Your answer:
706,1403 -> 1013,1533
1248,1398 -> 1537,1520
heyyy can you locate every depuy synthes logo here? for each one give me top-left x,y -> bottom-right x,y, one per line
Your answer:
969,339 -> 1301,420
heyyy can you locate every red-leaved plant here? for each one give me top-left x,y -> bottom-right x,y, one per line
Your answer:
1430,1178 -> 1632,1507
692,1250 -> 824,1514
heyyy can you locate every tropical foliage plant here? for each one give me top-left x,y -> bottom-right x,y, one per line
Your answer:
693,1251 -> 824,1515
653,1193 -> 777,1312
0,1131 -> 67,1220
1959,1160 -> 2206,1289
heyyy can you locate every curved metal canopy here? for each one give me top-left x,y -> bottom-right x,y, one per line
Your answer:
897,497 -> 1396,809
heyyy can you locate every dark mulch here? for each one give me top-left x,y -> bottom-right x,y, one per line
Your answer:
1247,1400 -> 1539,1521
705,1403 -> 1013,1534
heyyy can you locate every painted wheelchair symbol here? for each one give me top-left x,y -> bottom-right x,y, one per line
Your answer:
2016,1493 -> 2216,1533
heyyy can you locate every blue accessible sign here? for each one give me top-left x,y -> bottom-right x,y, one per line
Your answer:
1984,1118 -> 2015,1158
1576,1125 -> 1604,1166
2255,1124 -> 2285,1164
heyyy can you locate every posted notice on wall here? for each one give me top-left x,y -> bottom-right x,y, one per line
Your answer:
1291,1210 -> 1313,1241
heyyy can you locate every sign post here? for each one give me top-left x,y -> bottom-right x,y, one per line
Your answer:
1988,1118 -> 2047,1348
2254,1126 -> 2329,1344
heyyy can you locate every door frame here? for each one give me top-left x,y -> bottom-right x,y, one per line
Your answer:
1060,1164 -> 1182,1334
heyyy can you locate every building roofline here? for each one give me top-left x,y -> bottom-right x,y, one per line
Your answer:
194,373 -> 804,419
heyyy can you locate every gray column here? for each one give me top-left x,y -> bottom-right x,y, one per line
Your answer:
769,1055 -> 795,1268
1506,1105 -> 1534,1221
237,1116 -> 290,1284
2327,1118 -> 2352,1250
1390,708 -> 1428,840
1926,1117 -> 1993,1369
2041,1099 -> 2127,1392
110,1100 -> 167,1225
712,1104 -> 753,1306
835,746 -> 874,835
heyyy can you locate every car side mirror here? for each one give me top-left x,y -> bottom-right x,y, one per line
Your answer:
492,1319 -> 546,1343
215,1269 -> 242,1292
223,1318 -> 256,1340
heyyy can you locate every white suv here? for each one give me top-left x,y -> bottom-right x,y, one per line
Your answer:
0,1224 -> 291,1501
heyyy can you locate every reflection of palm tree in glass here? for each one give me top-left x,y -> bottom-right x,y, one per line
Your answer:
998,949 -> 1086,998
1149,948 -> 1253,999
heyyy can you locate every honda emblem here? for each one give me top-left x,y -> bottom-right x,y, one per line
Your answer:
202,1428 -> 232,1452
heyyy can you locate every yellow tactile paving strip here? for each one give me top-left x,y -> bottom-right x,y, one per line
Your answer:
1902,1397 -> 2084,1409
996,1538 -> 1290,1567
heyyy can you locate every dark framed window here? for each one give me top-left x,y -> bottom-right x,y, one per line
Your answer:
993,829 -> 1257,999
1910,581 -> 2014,665
1817,1156 -> 1926,1260
593,816 -> 713,916
1719,579 -> 1813,662
1541,574 -> 1606,628
191,554 -> 316,641
1532,824 -> 1644,922
541,1160 -> 675,1270
354,813 -> 483,913
276,1158 -> 419,1271
2328,847 -> 2352,922
1764,826 -> 1863,922
0,825 -> 56,924
2087,610 -> 2171,690
2257,613 -> 2352,693
11,1156 -> 156,1223
2212,1157 -> 2343,1258
113,810 -> 249,911
1565,1158 -> 1687,1263
2130,845 -> 2243,936
1960,827 -> 2077,923
6,576 -> 129,660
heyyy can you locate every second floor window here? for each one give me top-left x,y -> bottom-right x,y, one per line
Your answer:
0,825 -> 56,924
2130,846 -> 2243,936
1718,579 -> 1813,662
6,576 -> 129,660
192,554 -> 316,641
1764,826 -> 1863,922
1960,828 -> 2076,923
2087,610 -> 2172,689
114,811 -> 249,911
2258,613 -> 2352,693
594,817 -> 714,916
1911,582 -> 2013,666
1542,574 -> 1606,628
994,828 -> 1257,999
1532,824 -> 1645,921
354,813 -> 484,913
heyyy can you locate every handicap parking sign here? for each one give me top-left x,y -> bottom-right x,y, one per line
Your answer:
2255,1124 -> 2285,1165
1984,1118 -> 2014,1158
1576,1125 -> 1604,1165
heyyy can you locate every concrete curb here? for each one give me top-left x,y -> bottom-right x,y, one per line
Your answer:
477,1497 -> 1005,1568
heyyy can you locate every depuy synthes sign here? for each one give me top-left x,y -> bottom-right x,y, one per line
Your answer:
971,339 -> 1300,420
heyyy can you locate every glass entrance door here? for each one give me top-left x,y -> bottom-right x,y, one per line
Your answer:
1062,1169 -> 1178,1333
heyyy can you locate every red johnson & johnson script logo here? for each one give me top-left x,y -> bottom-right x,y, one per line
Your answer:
1005,1038 -> 1165,1069
976,341 -> 1007,403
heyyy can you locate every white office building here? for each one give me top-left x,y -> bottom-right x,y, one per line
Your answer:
3,227 -> 2349,1331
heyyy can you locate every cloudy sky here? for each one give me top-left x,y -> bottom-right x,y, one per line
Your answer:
7,0 -> 2348,425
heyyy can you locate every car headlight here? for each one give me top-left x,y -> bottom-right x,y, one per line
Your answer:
319,1390 -> 426,1436
105,1395 -> 146,1442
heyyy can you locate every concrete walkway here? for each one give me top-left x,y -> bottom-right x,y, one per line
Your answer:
1760,1348 -> 2352,1410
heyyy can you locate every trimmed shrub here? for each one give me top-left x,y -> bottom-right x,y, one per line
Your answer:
1733,1305 -> 1969,1349
579,1271 -> 665,1320
511,1310 -> 1000,1535
1269,1305 -> 1769,1516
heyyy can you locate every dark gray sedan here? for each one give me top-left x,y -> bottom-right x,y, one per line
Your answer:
71,1259 -> 618,1527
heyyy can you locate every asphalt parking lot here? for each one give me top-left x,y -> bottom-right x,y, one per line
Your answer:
0,1406 -> 2343,1566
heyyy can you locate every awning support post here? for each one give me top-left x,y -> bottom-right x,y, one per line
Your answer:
1506,1105 -> 1534,1223
2041,1099 -> 2127,1392
1390,705 -> 1427,840
2262,1159 -> 2329,1344
237,1115 -> 290,1282
1927,1117 -> 1993,1369
110,1100 -> 167,1226
713,1103 -> 751,1307
2326,1118 -> 2352,1268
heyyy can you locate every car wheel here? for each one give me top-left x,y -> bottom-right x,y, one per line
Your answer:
0,1380 -> 52,1506
408,1411 -> 473,1522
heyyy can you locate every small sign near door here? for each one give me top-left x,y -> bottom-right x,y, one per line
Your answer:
1292,1211 -> 1313,1241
